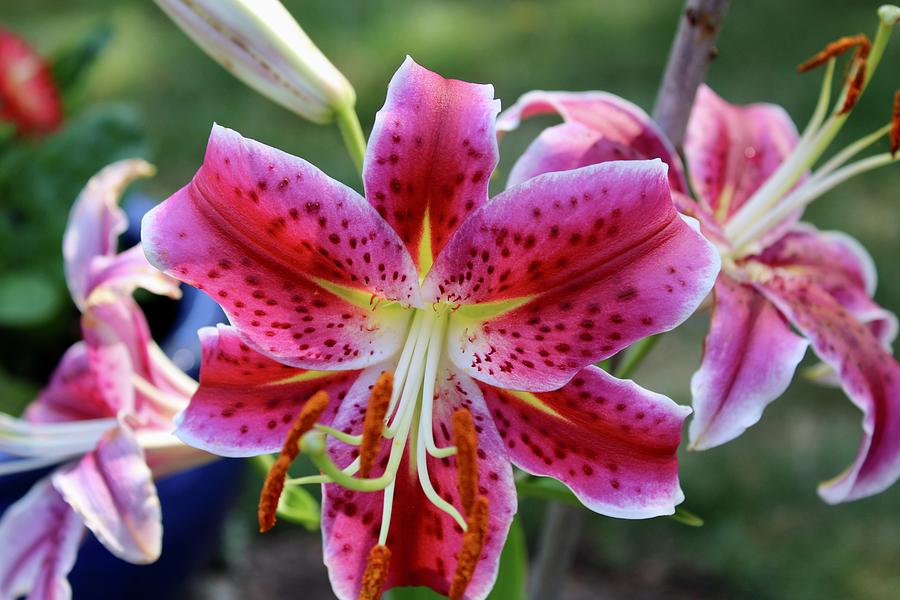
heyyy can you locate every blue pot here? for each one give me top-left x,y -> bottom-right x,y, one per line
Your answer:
0,458 -> 246,600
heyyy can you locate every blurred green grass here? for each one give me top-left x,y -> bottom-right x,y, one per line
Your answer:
3,1 -> 900,599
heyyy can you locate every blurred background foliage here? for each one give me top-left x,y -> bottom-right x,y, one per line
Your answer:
1,1 -> 899,599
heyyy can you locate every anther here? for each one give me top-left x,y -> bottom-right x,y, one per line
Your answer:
258,390 -> 330,532
358,544 -> 392,600
891,90 -> 900,156
358,371 -> 393,477
449,495 -> 489,600
797,34 -> 870,72
451,408 -> 478,517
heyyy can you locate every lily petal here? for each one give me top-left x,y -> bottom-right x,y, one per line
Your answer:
52,425 -> 162,563
323,365 -> 515,600
480,366 -> 689,518
496,90 -> 686,191
85,244 -> 182,305
756,272 -> 900,503
175,325 -> 357,457
364,57 -> 500,271
142,124 -> 418,370
63,159 -> 157,309
755,224 -> 898,348
688,275 -> 809,450
0,477 -> 83,600
26,342 -> 118,424
426,160 -> 719,391
684,85 -> 800,223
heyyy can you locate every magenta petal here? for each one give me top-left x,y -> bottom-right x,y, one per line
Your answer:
0,477 -> 83,600
427,161 -> 719,390
63,159 -> 156,308
84,244 -> 181,304
142,124 -> 418,370
175,325 -> 358,457
755,224 -> 898,348
497,90 -> 686,191
689,276 -> 808,450
364,57 -> 500,270
323,365 -> 516,600
684,85 -> 800,222
52,425 -> 162,563
27,342 -> 117,423
479,366 -> 689,517
757,273 -> 900,502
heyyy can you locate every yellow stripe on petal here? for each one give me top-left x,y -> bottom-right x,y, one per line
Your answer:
504,390 -> 564,419
714,184 -> 734,223
417,208 -> 434,280
265,370 -> 342,387
310,276 -> 401,311
455,295 -> 534,321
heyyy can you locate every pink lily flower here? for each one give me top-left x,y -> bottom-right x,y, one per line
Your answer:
0,160 -> 211,600
0,28 -> 62,136
141,57 -> 719,600
497,12 -> 900,503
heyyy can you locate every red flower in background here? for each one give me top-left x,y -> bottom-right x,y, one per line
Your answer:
0,27 -> 62,136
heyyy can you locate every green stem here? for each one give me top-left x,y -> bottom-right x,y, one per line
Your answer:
614,334 -> 661,379
335,103 -> 367,176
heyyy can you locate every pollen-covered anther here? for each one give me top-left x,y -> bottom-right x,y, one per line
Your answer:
358,371 -> 393,478
890,90 -> 900,156
449,495 -> 489,600
258,390 -> 330,532
358,544 -> 391,600
451,408 -> 478,517
797,34 -> 871,73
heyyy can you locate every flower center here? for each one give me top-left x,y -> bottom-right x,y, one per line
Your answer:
722,7 -> 898,258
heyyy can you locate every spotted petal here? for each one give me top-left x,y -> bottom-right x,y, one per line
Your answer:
52,425 -> 162,563
175,325 -> 358,457
688,275 -> 808,450
0,477 -> 83,600
756,272 -> 900,503
755,224 -> 898,349
364,56 -> 500,272
496,90 -> 686,191
142,124 -> 419,370
323,365 -> 515,600
684,85 -> 800,223
425,160 -> 719,391
479,365 -> 688,517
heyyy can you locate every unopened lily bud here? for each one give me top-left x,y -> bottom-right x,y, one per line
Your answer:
155,0 -> 355,124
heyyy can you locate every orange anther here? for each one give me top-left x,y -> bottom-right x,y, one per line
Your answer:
358,544 -> 392,600
258,390 -> 330,532
451,408 -> 478,517
797,34 -> 870,73
449,496 -> 489,600
358,372 -> 393,478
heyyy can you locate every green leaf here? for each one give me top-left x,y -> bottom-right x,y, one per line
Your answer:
50,24 -> 114,98
669,505 -> 704,527
385,517 -> 528,600
487,516 -> 527,599
0,272 -> 62,327
276,484 -> 321,531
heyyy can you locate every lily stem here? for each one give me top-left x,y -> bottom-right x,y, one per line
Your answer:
651,0 -> 731,149
335,103 -> 367,177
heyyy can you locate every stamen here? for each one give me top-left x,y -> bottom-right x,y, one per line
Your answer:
258,390 -> 329,532
797,34 -> 870,72
891,90 -> 900,156
449,495 -> 490,600
839,49 -> 869,114
359,371 -> 393,477
358,544 -> 392,600
452,408 -> 478,517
